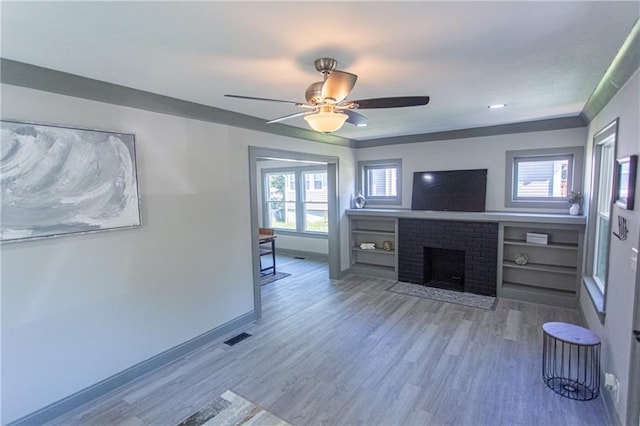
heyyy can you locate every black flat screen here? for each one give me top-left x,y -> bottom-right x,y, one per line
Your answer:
411,169 -> 487,212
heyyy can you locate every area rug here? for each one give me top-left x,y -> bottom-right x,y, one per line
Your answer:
261,271 -> 290,286
178,390 -> 291,426
388,281 -> 498,310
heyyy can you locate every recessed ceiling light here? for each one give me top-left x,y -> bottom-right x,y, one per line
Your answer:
356,123 -> 368,127
488,104 -> 507,109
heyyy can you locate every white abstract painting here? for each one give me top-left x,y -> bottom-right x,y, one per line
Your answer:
1,121 -> 141,242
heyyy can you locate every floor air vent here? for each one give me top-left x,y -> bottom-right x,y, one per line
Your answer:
224,332 -> 252,346
294,256 -> 306,259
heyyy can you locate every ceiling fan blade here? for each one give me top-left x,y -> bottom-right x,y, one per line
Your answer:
344,110 -> 368,127
266,111 -> 311,124
321,71 -> 358,103
225,94 -> 302,105
352,96 -> 430,109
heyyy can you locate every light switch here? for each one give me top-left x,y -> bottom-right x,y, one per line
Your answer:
632,247 -> 638,272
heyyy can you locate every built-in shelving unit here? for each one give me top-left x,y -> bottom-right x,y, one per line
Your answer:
346,209 -> 586,308
349,216 -> 398,280
498,223 -> 584,308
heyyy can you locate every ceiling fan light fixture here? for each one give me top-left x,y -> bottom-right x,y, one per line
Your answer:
227,58 -> 430,131
304,111 -> 348,133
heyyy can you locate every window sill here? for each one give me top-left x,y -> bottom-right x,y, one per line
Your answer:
582,276 -> 606,324
505,199 -> 573,209
272,229 -> 328,239
362,200 -> 402,207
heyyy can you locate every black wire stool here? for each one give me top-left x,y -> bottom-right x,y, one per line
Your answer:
542,322 -> 601,401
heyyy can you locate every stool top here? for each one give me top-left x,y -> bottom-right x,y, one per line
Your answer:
542,322 -> 600,345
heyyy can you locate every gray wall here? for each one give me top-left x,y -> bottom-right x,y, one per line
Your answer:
580,68 -> 640,424
355,127 -> 587,213
0,84 -> 355,423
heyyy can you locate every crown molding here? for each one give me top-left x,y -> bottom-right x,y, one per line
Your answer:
0,58 -> 356,148
354,116 -> 587,149
581,18 -> 640,123
7,55 -> 629,151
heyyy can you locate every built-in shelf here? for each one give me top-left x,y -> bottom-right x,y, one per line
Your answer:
352,247 -> 396,255
498,223 -> 584,308
503,260 -> 577,275
349,262 -> 396,280
348,215 -> 398,280
502,281 -> 576,294
501,281 -> 577,307
352,229 -> 395,236
503,239 -> 578,251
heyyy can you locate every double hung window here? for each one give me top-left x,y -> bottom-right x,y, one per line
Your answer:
584,120 -> 617,313
593,138 -> 614,292
265,172 -> 297,231
263,167 -> 328,234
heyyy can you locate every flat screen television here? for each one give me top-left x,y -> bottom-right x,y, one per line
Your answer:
411,169 -> 487,212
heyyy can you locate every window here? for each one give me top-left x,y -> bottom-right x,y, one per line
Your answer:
265,171 -> 296,231
584,120 -> 617,315
358,159 -> 402,205
303,171 -> 328,233
593,141 -> 614,291
514,156 -> 569,199
263,166 -> 328,235
505,147 -> 584,208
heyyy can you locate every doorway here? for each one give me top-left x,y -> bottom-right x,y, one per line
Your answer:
248,147 -> 340,319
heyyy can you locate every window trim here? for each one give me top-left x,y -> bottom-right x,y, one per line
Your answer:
261,165 -> 328,238
358,159 -> 402,206
505,147 -> 584,208
583,119 -> 618,321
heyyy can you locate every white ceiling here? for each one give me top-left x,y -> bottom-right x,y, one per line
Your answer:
1,1 -> 638,141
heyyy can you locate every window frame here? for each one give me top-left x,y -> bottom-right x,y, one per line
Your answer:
583,119 -> 618,320
505,147 -> 584,208
358,159 -> 402,206
261,165 -> 328,237
264,170 -> 297,233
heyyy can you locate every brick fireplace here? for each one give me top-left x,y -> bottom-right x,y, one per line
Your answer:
398,219 -> 498,296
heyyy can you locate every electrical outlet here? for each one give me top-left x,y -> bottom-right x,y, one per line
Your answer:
605,373 -> 617,390
605,373 -> 620,403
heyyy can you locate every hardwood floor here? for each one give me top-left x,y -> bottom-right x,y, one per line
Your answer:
50,254 -> 611,425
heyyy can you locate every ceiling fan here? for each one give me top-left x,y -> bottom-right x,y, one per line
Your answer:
225,58 -> 430,134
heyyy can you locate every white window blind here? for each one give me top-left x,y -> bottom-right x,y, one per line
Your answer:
366,167 -> 397,197
358,159 -> 402,205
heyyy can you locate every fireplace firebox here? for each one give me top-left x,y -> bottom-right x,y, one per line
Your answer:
423,247 -> 465,292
